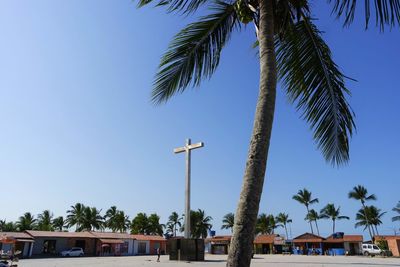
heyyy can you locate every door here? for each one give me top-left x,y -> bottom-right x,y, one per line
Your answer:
138,242 -> 147,254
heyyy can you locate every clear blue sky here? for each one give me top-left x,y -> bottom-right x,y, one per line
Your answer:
0,0 -> 399,238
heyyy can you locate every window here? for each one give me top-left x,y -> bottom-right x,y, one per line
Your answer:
373,245 -> 379,250
121,242 -> 129,254
368,245 -> 372,249
43,240 -> 57,254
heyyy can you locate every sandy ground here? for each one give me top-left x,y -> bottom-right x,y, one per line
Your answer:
17,254 -> 400,267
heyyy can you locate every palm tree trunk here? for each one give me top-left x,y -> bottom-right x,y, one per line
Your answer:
284,224 -> 288,240
333,219 -> 335,234
361,202 -> 374,241
306,206 -> 314,234
227,1 -> 277,266
315,220 -> 320,236
375,225 -> 379,236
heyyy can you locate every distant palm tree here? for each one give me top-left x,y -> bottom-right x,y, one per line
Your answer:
221,213 -> 235,232
182,209 -> 212,238
193,209 -> 213,239
131,213 -> 149,234
105,206 -> 118,232
368,206 -> 386,236
79,207 -> 104,231
113,211 -> 130,233
293,189 -> 319,234
275,213 -> 292,239
52,216 -> 65,231
305,209 -> 321,236
0,220 -> 17,232
355,205 -> 386,237
320,203 -> 349,234
256,214 -> 280,235
349,185 -> 376,240
66,203 -> 86,231
147,213 -> 164,236
37,210 -> 54,231
392,201 -> 400,224
256,213 -> 270,235
17,212 -> 37,231
167,212 -> 183,237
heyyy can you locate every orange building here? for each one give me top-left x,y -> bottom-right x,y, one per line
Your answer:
131,235 -> 167,255
375,235 -> 400,256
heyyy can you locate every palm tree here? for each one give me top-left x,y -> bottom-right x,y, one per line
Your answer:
0,220 -> 17,232
167,211 -> 183,237
136,1 -> 398,265
182,209 -> 213,238
256,213 -> 270,235
131,213 -> 149,234
305,209 -> 321,236
105,206 -> 118,232
355,205 -> 386,237
392,201 -> 400,224
348,185 -> 376,239
113,211 -> 130,233
66,203 -> 86,231
256,214 -> 280,235
320,203 -> 349,234
293,189 -> 319,234
37,210 -> 54,231
147,213 -> 164,236
368,205 -> 386,236
17,212 -> 37,231
75,207 -> 104,232
52,216 -> 66,231
275,213 -> 292,239
221,213 -> 235,232
193,209 -> 213,239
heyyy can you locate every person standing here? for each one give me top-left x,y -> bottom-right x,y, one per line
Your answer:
156,247 -> 161,262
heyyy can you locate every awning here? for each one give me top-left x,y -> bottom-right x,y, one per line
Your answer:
99,239 -> 124,244
16,239 -> 34,243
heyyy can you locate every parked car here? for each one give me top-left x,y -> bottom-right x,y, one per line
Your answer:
361,243 -> 382,256
60,247 -> 84,257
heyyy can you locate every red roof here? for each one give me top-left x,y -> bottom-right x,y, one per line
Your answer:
0,232 -> 34,240
325,235 -> 363,243
26,230 -> 94,238
131,234 -> 166,241
90,232 -> 134,240
99,238 -> 124,244
254,234 -> 277,244
293,233 -> 325,243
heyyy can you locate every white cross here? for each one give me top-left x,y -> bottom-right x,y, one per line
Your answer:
174,139 -> 204,239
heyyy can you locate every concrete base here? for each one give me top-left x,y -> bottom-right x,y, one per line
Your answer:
168,238 -> 204,261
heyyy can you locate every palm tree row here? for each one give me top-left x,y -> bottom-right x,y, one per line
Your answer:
0,205 -> 213,238
289,185 -> 398,240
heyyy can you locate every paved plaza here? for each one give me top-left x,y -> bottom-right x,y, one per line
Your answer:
17,254 -> 400,267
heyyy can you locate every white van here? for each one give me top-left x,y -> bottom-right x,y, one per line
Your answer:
361,243 -> 382,256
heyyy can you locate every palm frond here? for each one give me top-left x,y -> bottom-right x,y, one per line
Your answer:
137,0 -> 208,14
151,1 -> 239,104
392,216 -> 400,222
276,17 -> 355,166
328,0 -> 400,30
366,194 -> 377,201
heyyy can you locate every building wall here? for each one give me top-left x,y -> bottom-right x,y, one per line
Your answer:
387,239 -> 400,257
31,237 -> 69,255
66,238 -> 96,255
149,240 -> 166,255
133,240 -> 150,255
